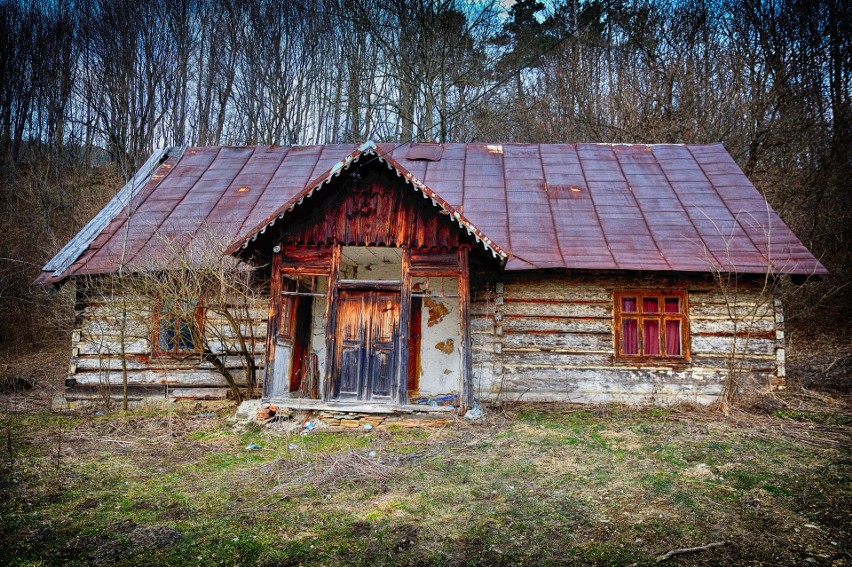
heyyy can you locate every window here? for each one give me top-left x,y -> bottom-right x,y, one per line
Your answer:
614,290 -> 689,362
154,299 -> 202,355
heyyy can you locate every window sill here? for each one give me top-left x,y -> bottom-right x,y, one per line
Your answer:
614,357 -> 691,368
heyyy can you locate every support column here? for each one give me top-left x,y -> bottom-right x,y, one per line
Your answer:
458,246 -> 474,412
262,249 -> 283,400
395,247 -> 412,405
322,243 -> 341,400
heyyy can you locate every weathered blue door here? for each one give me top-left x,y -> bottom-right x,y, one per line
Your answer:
334,290 -> 399,401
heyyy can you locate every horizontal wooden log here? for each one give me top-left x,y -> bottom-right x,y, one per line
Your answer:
495,376 -> 724,397
499,365 -> 725,384
501,332 -> 612,352
689,303 -> 774,319
75,338 -> 150,356
481,391 -> 721,405
691,336 -> 776,356
168,387 -> 233,400
502,315 -> 612,334
71,369 -> 248,387
689,355 -> 776,373
503,284 -> 611,302
500,300 -> 612,318
502,352 -> 612,367
72,354 -> 263,372
690,318 -> 775,334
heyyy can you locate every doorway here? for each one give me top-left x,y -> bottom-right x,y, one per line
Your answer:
333,289 -> 400,401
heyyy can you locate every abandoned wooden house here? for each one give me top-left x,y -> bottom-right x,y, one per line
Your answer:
37,142 -> 827,411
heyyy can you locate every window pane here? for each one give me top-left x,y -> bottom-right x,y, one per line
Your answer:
644,319 -> 660,355
665,320 -> 681,355
621,296 -> 637,312
664,297 -> 680,313
159,318 -> 176,351
642,297 -> 659,313
622,319 -> 638,354
178,322 -> 194,351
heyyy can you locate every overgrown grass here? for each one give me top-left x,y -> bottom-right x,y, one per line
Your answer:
1,404 -> 849,566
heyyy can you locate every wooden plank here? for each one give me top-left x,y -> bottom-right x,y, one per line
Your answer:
690,318 -> 775,334
75,339 -> 150,356
501,332 -> 611,352
501,352 -> 612,366
500,302 -> 612,318
503,285 -> 611,302
502,316 -> 612,334
72,354 -> 262,371
72,369 -> 248,387
168,387 -> 231,400
691,336 -> 776,356
395,247 -> 412,404
322,243 -> 341,400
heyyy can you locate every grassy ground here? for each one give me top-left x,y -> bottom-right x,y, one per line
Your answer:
1,398 -> 849,566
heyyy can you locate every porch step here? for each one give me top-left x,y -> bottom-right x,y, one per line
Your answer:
265,398 -> 456,414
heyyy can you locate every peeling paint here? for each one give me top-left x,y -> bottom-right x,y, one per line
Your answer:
424,297 -> 449,327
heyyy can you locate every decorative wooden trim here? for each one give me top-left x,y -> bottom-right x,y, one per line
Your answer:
613,289 -> 690,364
337,279 -> 402,291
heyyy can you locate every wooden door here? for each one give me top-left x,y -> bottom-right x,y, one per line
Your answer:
334,290 -> 400,401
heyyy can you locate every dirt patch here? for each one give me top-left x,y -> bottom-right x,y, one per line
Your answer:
128,525 -> 183,548
64,535 -> 128,566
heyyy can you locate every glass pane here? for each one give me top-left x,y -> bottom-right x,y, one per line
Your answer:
644,319 -> 660,355
159,318 -> 176,351
177,322 -> 194,351
665,320 -> 681,355
664,297 -> 680,313
621,296 -> 637,312
642,297 -> 659,313
622,319 -> 638,354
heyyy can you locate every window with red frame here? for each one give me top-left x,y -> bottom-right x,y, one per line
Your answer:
154,299 -> 203,355
614,291 -> 689,362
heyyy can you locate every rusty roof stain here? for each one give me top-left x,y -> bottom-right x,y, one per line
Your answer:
36,142 -> 828,285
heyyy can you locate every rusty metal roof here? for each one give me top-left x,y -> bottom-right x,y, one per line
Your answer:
36,142 -> 827,285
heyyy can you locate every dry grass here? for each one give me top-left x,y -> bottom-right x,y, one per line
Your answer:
1,389 -> 849,566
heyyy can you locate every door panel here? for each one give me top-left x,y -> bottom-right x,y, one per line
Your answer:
335,294 -> 366,400
333,290 -> 400,402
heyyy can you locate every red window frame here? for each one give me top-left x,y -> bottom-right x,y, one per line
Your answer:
152,299 -> 204,356
614,290 -> 690,363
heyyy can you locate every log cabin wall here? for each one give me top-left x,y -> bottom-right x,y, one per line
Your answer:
65,278 -> 269,405
470,272 -> 783,405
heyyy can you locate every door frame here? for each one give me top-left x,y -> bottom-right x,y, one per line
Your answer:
267,244 -> 474,411
331,286 -> 401,402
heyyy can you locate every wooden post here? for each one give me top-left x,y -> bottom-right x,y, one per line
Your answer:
262,249 -> 283,400
322,243 -> 341,400
395,247 -> 412,405
458,246 -> 474,412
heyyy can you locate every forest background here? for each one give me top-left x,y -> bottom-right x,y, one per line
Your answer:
0,0 -> 848,389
